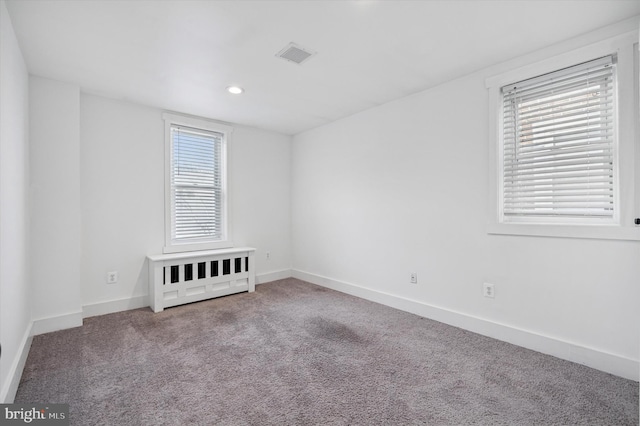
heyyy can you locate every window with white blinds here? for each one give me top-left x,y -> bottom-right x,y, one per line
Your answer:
170,124 -> 226,244
500,55 -> 617,221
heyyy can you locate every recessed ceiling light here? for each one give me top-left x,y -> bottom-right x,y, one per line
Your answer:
226,86 -> 244,95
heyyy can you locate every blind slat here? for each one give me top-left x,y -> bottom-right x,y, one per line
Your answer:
503,103 -> 613,126
504,78 -> 613,106
509,117 -> 614,140
504,176 -> 613,188
504,138 -> 614,155
504,143 -> 612,160
504,153 -> 612,169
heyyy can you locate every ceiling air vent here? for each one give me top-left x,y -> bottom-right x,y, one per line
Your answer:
276,42 -> 316,65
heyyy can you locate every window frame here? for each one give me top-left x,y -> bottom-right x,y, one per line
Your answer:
163,113 -> 233,253
485,30 -> 640,241
500,55 -> 619,225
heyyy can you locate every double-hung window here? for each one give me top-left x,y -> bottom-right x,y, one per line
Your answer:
163,113 -> 233,253
486,29 -> 639,241
500,56 -> 617,222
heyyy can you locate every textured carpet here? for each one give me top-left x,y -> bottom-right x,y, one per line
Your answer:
15,278 -> 638,425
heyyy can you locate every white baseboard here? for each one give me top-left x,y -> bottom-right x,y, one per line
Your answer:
75,270 -> 294,321
32,311 -> 83,336
0,321 -> 33,403
256,268 -> 292,285
82,271 -> 291,318
83,295 -> 149,319
292,269 -> 639,381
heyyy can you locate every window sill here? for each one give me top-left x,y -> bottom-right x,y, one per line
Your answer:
163,240 -> 234,254
487,222 -> 640,241
149,247 -> 256,262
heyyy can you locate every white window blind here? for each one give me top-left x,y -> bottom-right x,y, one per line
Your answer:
170,125 -> 224,243
501,55 -> 616,220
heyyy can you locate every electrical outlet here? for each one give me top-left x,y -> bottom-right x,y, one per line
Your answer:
266,251 -> 271,260
483,283 -> 495,298
410,273 -> 417,284
107,271 -> 118,284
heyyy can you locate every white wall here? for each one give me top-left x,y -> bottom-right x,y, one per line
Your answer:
79,94 -> 292,311
29,76 -> 83,331
291,27 -> 640,379
0,0 -> 31,402
79,95 -> 164,310
230,125 -> 292,276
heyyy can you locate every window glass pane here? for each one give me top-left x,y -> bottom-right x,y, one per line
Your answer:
171,125 -> 224,241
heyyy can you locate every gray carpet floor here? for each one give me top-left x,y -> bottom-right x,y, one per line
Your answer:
15,278 -> 639,425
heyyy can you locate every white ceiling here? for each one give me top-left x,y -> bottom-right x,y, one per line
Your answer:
6,0 -> 640,135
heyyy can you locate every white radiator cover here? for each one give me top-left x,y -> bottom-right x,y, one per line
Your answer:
147,247 -> 256,313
